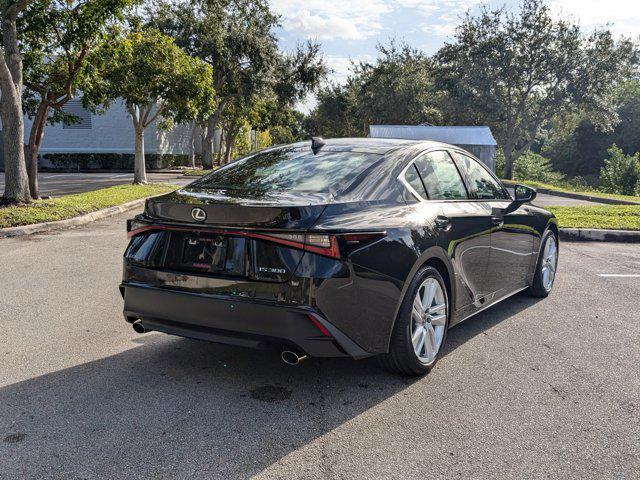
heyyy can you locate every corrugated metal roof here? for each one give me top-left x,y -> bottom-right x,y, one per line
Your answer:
369,125 -> 497,146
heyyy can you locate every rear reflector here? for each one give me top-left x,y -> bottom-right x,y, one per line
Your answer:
307,314 -> 332,337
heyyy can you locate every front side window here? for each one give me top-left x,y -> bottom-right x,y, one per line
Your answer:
191,148 -> 383,197
413,151 -> 468,200
452,152 -> 509,200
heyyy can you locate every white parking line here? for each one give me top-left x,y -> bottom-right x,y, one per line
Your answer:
597,274 -> 640,278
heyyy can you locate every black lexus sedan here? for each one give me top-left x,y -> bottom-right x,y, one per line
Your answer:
121,138 -> 558,375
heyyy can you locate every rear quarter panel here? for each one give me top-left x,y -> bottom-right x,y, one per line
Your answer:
312,201 -> 450,353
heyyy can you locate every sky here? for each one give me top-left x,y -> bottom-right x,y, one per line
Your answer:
268,0 -> 640,112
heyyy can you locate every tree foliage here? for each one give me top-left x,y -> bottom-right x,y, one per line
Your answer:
306,42 -> 445,137
85,28 -> 216,183
20,0 -> 136,198
599,145 -> 640,195
436,0 -> 638,179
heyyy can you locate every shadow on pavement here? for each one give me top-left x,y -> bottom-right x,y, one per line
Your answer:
0,293 -> 541,479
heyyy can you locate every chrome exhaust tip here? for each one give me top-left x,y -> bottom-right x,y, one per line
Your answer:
132,320 -> 147,334
281,350 -> 308,366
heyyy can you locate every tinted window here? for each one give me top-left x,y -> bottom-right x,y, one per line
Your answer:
414,151 -> 468,200
191,148 -> 383,196
404,164 -> 428,198
452,153 -> 508,200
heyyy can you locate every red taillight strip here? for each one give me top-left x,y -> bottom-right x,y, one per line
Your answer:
307,314 -> 332,337
127,225 -> 341,259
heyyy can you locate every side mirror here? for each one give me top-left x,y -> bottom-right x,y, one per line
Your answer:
514,184 -> 536,203
500,184 -> 537,215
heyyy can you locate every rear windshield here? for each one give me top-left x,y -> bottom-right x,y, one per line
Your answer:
190,147 -> 383,196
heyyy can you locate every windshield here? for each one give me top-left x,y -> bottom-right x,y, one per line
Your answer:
190,147 -> 383,197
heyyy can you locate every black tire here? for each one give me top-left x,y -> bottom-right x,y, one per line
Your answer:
525,229 -> 559,298
379,266 -> 450,376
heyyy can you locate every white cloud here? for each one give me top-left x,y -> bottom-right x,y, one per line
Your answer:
420,22 -> 456,38
395,0 -> 482,17
270,0 -> 392,40
549,0 -> 640,37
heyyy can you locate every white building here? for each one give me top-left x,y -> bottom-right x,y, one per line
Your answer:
0,99 -> 200,170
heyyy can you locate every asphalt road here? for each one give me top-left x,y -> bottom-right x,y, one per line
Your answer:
0,172 -> 193,196
1,210 -> 638,479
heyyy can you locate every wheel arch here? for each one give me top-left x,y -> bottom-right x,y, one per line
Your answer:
383,246 -> 456,353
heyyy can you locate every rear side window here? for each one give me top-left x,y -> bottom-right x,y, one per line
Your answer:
191,147 -> 383,196
403,164 -> 428,198
414,151 -> 468,200
452,152 -> 509,200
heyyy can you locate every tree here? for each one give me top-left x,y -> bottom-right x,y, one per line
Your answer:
0,0 -> 33,204
306,42 -> 445,138
20,0 -> 134,199
86,29 -> 215,183
436,0 -> 638,179
353,42 -> 445,130
148,0 -> 280,168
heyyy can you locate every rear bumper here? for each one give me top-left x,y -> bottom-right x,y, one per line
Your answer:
121,283 -> 371,358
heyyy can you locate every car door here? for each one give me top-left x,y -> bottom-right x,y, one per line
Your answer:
450,151 -> 536,300
409,150 -> 494,315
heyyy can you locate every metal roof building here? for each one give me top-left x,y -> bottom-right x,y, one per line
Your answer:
369,125 -> 498,171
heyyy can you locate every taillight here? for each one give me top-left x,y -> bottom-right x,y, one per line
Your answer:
127,225 -> 385,260
258,232 -> 341,259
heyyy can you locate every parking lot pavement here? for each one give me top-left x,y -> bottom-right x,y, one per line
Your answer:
532,192 -> 605,207
0,210 -> 638,479
0,172 -> 192,196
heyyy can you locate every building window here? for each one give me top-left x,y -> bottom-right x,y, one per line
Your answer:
62,99 -> 92,129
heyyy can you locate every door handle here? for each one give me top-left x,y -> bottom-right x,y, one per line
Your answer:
491,216 -> 504,228
434,216 -> 451,230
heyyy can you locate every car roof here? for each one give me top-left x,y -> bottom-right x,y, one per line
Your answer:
285,137 -> 456,155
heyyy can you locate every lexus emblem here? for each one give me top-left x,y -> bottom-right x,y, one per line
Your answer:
191,207 -> 207,222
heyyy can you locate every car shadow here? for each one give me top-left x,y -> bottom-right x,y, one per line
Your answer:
0,293 -> 542,479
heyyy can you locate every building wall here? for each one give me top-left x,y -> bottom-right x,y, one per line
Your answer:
19,100 -> 195,167
458,144 -> 496,172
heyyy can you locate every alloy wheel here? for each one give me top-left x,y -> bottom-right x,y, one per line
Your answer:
411,277 -> 447,364
541,235 -> 558,292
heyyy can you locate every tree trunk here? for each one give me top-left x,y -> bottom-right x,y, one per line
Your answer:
502,143 -> 514,180
202,114 -> 217,169
0,9 -> 30,204
25,102 -> 50,200
223,127 -> 236,164
133,126 -> 147,184
0,95 -> 30,203
188,122 -> 197,168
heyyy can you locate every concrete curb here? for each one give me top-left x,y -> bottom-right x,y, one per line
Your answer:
502,181 -> 640,206
559,228 -> 640,243
0,197 -> 147,238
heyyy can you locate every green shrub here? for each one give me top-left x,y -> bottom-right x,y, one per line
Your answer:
599,145 -> 640,196
41,153 -> 195,170
495,149 -> 505,178
513,151 -> 565,184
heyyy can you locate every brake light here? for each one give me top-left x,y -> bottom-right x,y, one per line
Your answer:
127,225 -> 385,259
263,233 -> 341,259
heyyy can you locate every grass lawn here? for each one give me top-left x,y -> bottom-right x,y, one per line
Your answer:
183,167 -> 217,176
548,205 -> 640,230
504,179 -> 640,204
0,183 -> 176,229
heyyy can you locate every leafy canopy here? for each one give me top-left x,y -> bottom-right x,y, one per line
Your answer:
436,0 -> 638,176
85,28 -> 216,128
20,0 -> 137,122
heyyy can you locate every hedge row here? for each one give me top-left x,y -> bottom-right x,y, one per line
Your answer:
40,152 -> 202,170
